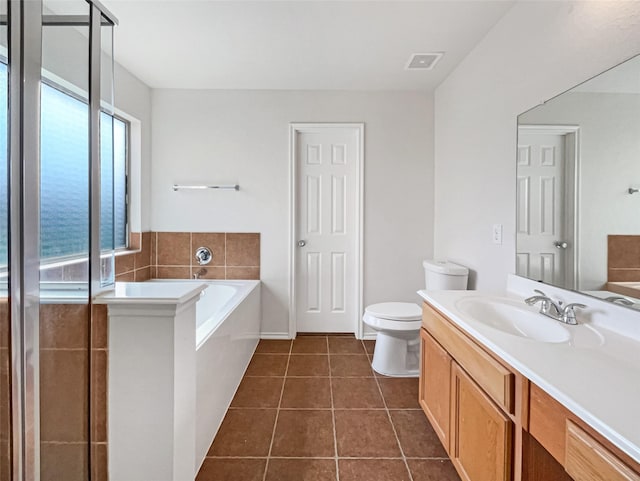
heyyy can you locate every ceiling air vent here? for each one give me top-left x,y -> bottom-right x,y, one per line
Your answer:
406,53 -> 444,70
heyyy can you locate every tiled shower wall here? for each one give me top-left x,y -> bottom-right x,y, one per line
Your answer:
608,235 -> 640,282
115,232 -> 261,281
0,299 -> 9,481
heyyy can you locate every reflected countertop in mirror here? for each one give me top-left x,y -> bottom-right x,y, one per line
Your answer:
516,53 -> 640,310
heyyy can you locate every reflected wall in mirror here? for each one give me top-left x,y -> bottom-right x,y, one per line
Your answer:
516,53 -> 640,309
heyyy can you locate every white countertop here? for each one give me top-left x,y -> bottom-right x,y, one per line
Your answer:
418,286 -> 640,464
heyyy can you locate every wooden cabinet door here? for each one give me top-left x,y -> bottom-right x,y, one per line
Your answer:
450,362 -> 513,481
419,328 -> 452,451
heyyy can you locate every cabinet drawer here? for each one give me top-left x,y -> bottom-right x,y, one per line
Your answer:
566,421 -> 640,481
422,302 -> 514,414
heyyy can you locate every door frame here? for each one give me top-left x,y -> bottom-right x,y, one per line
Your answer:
288,123 -> 364,339
517,124 -> 580,289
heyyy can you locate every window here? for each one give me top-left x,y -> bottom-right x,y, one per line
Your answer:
41,83 -> 129,260
0,65 -> 129,268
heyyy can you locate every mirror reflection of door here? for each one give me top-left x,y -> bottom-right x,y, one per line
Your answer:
516,125 -> 579,289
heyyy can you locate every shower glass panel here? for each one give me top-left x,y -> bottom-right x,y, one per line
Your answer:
0,0 -> 9,478
100,19 -> 115,286
40,1 -> 91,479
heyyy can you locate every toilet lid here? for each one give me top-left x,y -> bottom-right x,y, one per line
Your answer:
365,302 -> 421,321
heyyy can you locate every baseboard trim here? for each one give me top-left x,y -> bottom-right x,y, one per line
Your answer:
361,332 -> 377,341
260,332 -> 292,340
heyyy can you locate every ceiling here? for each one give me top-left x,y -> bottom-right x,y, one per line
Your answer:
102,0 -> 514,91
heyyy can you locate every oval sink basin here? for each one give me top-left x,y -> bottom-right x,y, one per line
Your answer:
455,297 -> 571,343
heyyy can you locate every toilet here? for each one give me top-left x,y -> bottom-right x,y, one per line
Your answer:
363,260 -> 469,377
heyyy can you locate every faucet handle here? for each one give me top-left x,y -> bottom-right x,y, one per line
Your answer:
533,289 -> 547,297
561,303 -> 586,325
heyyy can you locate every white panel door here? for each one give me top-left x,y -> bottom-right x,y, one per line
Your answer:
517,130 -> 570,286
295,126 -> 359,333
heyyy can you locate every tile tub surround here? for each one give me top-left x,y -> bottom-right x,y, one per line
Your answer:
114,231 -> 260,281
197,335 -> 461,481
608,235 -> 640,282
0,299 -> 9,481
39,303 -> 92,481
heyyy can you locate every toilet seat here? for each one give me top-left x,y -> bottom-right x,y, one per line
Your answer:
363,302 -> 422,331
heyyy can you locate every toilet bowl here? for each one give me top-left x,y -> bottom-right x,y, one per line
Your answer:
362,302 -> 422,377
363,260 -> 469,377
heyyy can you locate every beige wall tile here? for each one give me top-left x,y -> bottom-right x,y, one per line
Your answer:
40,442 -> 88,481
40,304 -> 89,350
226,266 -> 260,280
151,232 -> 157,266
40,350 -> 89,442
134,231 -> 152,269
129,232 -> 141,250
608,268 -> 640,282
91,443 -> 108,481
156,266 -> 191,279
115,252 -> 135,275
91,350 -> 107,443
193,266 -> 225,280
608,235 -> 640,269
135,266 -> 151,282
115,271 -> 135,282
91,305 -> 108,350
156,232 -> 191,266
226,233 -> 260,266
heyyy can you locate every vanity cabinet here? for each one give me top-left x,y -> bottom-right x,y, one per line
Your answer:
419,328 -> 451,448
420,300 -> 640,481
450,362 -> 512,481
529,383 -> 640,481
420,303 -> 514,481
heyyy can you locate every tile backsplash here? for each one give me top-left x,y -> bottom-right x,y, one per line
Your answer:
607,235 -> 640,282
115,231 -> 260,281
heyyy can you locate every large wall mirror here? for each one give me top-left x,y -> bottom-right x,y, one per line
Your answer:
516,53 -> 640,309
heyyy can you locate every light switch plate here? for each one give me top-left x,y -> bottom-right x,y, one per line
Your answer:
492,224 -> 503,244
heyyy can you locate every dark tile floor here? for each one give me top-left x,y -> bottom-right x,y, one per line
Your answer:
197,335 -> 461,481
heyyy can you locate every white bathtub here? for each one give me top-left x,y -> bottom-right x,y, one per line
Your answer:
188,280 -> 261,471
193,280 -> 260,348
104,279 -> 261,480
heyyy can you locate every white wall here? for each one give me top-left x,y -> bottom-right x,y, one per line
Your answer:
434,1 -> 640,290
114,63 -> 153,231
519,92 -> 640,290
150,90 -> 433,336
40,22 -> 153,231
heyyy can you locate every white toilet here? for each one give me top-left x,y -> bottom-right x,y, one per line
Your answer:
363,260 -> 469,377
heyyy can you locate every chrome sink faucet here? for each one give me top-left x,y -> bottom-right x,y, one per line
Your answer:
524,289 -> 586,325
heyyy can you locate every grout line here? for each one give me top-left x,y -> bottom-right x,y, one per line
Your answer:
371,356 -> 416,481
328,336 -> 340,481
261,336 -> 293,481
189,232 -> 193,279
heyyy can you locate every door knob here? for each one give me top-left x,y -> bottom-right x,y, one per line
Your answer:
297,240 -> 307,247
554,241 -> 568,249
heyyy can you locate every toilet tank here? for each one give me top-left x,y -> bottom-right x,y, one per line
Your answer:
423,260 -> 469,290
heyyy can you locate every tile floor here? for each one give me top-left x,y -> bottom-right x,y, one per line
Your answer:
197,335 -> 461,481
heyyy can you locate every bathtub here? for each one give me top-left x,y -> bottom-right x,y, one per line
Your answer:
103,279 -> 260,480
156,280 -> 261,471
195,280 -> 260,469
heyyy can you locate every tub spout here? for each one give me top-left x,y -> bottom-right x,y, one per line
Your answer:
193,268 -> 207,279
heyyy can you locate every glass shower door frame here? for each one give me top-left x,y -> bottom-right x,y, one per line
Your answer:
7,1 -> 117,479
